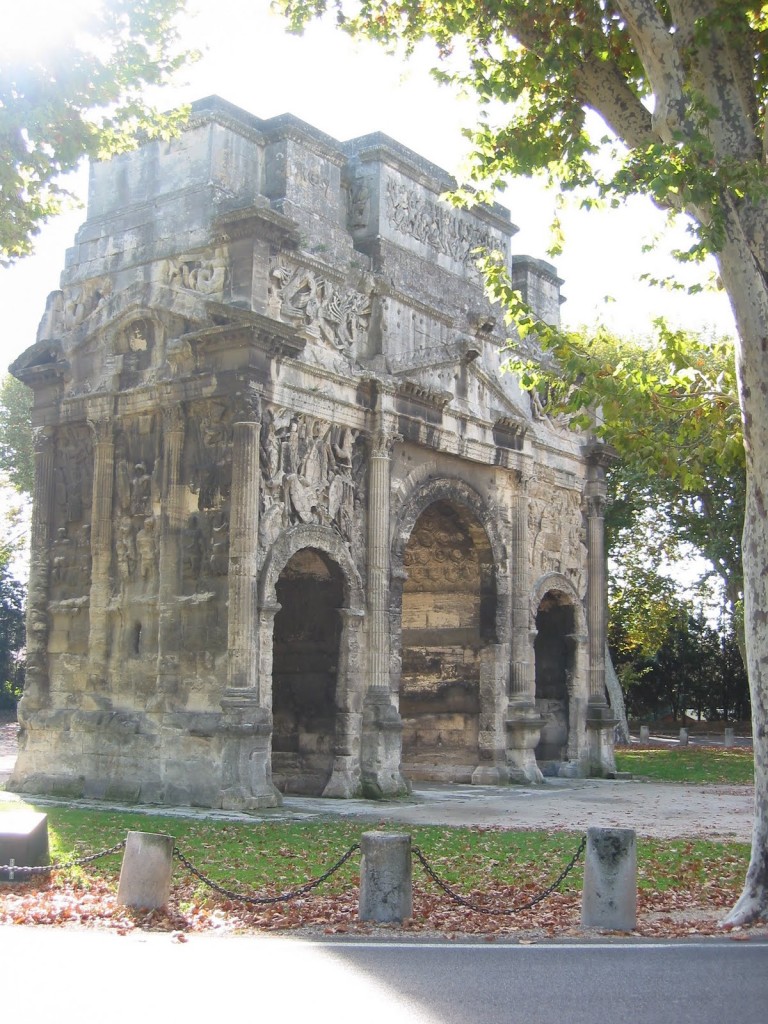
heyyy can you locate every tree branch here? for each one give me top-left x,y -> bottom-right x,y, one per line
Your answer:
615,0 -> 688,140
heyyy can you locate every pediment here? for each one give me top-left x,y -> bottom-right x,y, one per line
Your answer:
392,347 -> 532,427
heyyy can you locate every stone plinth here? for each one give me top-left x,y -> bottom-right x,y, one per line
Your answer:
0,812 -> 49,881
581,826 -> 637,931
358,831 -> 412,923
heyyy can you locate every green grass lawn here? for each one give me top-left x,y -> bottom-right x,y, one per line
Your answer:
615,745 -> 754,784
0,803 -> 750,900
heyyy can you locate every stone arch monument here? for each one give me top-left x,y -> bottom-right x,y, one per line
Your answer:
10,97 -> 615,809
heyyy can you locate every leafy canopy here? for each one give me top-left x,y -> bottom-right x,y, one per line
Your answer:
280,2 -> 768,266
0,0 -> 195,263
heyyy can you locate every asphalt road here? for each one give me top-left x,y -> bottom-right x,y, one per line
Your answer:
3,927 -> 767,1024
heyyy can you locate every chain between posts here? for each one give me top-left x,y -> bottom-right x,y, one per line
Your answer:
2,835 -> 586,916
412,834 -> 587,915
0,840 -> 127,880
173,842 -> 361,906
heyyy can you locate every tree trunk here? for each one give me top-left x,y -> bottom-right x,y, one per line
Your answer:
716,206 -> 768,926
605,643 -> 630,744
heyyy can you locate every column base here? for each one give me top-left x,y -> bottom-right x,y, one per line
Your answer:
360,690 -> 410,799
322,755 -> 362,799
506,705 -> 545,784
217,691 -> 282,810
471,764 -> 510,786
586,703 -> 618,777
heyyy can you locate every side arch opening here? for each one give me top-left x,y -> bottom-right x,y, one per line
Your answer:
534,590 -> 575,771
271,547 -> 344,795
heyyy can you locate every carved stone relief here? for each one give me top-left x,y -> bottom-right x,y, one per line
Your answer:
528,485 -> 586,593
259,410 -> 363,554
53,426 -> 93,528
268,260 -> 371,354
62,279 -> 112,330
385,178 -> 501,266
181,509 -> 229,589
164,246 -> 228,299
186,401 -> 234,511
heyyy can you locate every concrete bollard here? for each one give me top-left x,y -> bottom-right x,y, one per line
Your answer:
358,831 -> 412,923
117,831 -> 175,910
639,725 -> 650,743
581,827 -> 637,932
724,727 -> 735,748
679,727 -> 689,746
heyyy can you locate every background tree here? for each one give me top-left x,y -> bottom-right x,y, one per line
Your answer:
0,562 -> 25,711
279,1 -> 768,924
0,375 -> 34,495
1,0 -> 194,263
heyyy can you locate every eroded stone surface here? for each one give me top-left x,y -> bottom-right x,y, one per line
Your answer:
10,97 -> 613,810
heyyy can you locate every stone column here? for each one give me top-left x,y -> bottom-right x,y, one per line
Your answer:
506,465 -> 544,783
323,607 -> 365,798
87,418 -> 116,691
219,417 -> 281,810
361,428 -> 408,798
585,442 -> 618,776
19,427 -> 55,710
155,404 -> 185,703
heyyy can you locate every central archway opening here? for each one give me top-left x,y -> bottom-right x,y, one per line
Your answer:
534,591 -> 574,771
400,500 -> 496,781
272,548 -> 343,795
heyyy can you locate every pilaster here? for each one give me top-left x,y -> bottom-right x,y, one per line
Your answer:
87,417 -> 115,689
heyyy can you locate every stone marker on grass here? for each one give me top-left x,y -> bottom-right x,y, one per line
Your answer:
639,725 -> 650,742
724,727 -> 735,748
117,831 -> 175,910
679,728 -> 689,746
581,827 -> 637,932
0,812 -> 49,881
359,831 -> 412,923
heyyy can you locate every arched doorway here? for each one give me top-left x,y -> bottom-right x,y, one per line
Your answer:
271,548 -> 343,795
400,500 -> 496,781
534,590 -> 575,770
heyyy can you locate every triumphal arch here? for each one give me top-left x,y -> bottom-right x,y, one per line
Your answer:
10,97 -> 615,809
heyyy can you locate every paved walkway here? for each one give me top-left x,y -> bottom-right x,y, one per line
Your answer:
0,714 -> 754,840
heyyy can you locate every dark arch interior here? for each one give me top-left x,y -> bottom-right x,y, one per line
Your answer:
399,499 -> 496,781
534,591 -> 574,766
272,547 -> 343,795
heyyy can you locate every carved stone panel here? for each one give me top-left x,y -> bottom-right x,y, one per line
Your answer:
259,410 -> 364,557
268,260 -> 371,354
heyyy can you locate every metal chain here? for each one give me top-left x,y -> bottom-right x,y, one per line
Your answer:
173,842 -> 361,907
0,840 -> 127,880
412,834 -> 587,915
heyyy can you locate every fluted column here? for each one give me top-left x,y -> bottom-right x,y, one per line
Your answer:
510,466 -> 533,701
367,430 -> 393,697
219,416 -> 281,810
506,463 -> 544,783
156,404 -> 185,700
226,419 -> 261,694
21,427 -> 55,709
586,492 -> 608,704
360,427 -> 408,798
87,418 -> 115,683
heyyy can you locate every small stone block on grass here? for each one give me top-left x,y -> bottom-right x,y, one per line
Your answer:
0,812 -> 50,881
117,831 -> 175,910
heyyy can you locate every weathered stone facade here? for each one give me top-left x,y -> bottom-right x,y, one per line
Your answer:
10,97 -> 615,809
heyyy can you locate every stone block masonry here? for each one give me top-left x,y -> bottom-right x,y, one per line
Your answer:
9,96 -> 614,810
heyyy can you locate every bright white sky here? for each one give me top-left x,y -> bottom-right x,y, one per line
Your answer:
0,0 -> 737,375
